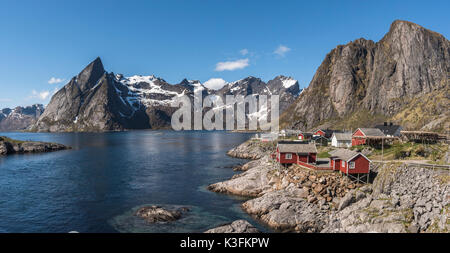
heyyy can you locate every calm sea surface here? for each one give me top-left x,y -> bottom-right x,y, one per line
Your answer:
0,131 -> 268,233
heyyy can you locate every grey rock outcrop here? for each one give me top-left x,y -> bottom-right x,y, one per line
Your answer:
226,139 -> 275,160
205,220 -> 259,233
135,205 -> 190,223
242,189 -> 328,232
207,156 -> 277,197
324,163 -> 449,233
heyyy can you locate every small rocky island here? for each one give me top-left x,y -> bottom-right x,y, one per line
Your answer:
0,136 -> 69,155
135,205 -> 190,223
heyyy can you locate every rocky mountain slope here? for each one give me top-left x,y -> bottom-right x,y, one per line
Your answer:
30,58 -> 300,132
0,104 -> 44,131
281,20 -> 449,132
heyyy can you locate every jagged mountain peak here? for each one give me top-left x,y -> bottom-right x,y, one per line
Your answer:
270,75 -> 299,89
389,20 -> 425,33
75,57 -> 106,91
382,20 -> 447,43
179,78 -> 201,86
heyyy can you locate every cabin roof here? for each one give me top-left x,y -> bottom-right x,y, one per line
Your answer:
356,128 -> 385,137
278,143 -> 317,154
329,149 -> 371,162
329,149 -> 359,161
332,132 -> 352,141
374,124 -> 402,136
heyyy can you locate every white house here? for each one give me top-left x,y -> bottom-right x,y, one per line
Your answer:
331,132 -> 352,148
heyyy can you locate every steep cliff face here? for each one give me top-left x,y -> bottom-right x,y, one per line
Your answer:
0,104 -> 44,131
31,58 -> 300,132
281,20 -> 449,132
31,58 -> 140,131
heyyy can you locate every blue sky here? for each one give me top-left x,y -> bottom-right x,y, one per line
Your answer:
0,0 -> 449,108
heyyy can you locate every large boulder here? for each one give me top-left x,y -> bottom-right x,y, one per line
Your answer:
242,189 -> 327,232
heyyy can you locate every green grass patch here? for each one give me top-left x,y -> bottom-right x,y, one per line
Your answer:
318,151 -> 331,158
0,136 -> 26,144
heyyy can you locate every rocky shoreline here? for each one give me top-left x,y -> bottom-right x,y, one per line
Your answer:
0,136 -> 69,155
209,139 -> 450,233
205,220 -> 259,233
226,139 -> 275,160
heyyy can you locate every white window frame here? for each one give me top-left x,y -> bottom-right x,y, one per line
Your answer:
285,153 -> 292,159
349,161 -> 355,169
341,160 -> 345,167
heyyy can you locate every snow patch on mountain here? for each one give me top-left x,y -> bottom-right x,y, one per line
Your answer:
280,77 -> 298,88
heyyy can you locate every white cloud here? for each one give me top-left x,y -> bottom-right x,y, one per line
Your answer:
215,58 -> 249,71
48,77 -> 64,84
274,45 -> 291,57
0,98 -> 12,102
240,49 -> 249,56
31,90 -> 51,100
204,78 -> 227,90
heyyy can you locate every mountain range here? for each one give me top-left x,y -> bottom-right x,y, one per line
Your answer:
0,104 -> 44,131
28,58 -> 300,132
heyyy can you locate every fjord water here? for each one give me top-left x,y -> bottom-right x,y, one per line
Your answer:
0,131 -> 263,233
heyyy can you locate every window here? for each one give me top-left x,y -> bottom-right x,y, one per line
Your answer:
342,161 -> 345,167
349,162 -> 355,169
285,153 -> 292,159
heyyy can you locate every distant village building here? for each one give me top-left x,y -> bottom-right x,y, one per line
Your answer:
279,129 -> 301,138
260,133 -> 278,142
329,149 -> 371,183
313,129 -> 338,139
331,132 -> 352,148
312,135 -> 329,146
352,128 -> 385,146
374,122 -> 403,137
298,132 -> 313,141
276,143 -> 317,166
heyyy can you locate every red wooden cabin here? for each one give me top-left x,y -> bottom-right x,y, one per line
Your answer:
329,149 -> 371,174
298,132 -> 312,141
314,129 -> 326,137
352,128 -> 385,146
276,143 -> 317,165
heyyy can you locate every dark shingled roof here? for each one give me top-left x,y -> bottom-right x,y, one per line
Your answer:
278,143 -> 317,154
374,124 -> 402,136
358,128 -> 385,137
